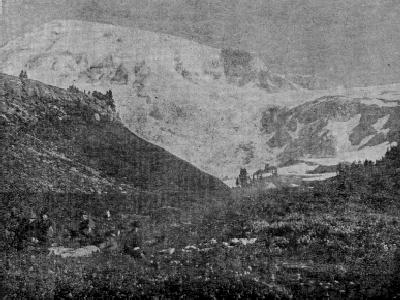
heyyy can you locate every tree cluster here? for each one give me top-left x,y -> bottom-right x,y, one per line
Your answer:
333,143 -> 400,203
67,85 -> 80,93
19,70 -> 28,80
92,89 -> 115,111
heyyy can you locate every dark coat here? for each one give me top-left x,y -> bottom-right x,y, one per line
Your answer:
122,230 -> 143,257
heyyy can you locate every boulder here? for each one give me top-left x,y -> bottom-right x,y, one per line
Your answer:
48,245 -> 100,258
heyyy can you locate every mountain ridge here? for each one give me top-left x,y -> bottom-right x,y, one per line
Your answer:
0,72 -> 230,203
1,20 -> 400,185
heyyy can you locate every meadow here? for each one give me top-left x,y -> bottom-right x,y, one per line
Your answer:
2,179 -> 400,299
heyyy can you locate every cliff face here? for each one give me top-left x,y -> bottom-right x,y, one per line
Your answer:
0,73 -> 229,201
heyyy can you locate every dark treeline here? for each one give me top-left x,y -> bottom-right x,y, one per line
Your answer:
235,143 -> 400,217
67,84 -> 115,111
301,143 -> 400,211
334,145 -> 400,200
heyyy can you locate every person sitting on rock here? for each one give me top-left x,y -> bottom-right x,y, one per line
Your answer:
6,207 -> 34,250
36,208 -> 53,245
13,210 -> 30,250
121,221 -> 147,260
99,230 -> 120,252
28,209 -> 37,225
78,212 -> 95,244
79,212 -> 90,236
5,207 -> 22,248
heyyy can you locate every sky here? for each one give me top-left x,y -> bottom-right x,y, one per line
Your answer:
1,0 -> 400,88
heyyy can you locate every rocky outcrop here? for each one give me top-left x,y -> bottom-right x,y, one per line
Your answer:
111,63 -> 129,84
220,48 -> 328,91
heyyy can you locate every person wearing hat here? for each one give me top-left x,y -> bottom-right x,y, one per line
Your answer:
5,206 -> 22,248
99,230 -> 120,252
11,207 -> 30,250
36,208 -> 53,244
28,209 -> 38,224
121,220 -> 146,259
78,211 -> 95,244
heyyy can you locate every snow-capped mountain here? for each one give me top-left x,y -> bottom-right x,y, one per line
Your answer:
0,20 -> 399,185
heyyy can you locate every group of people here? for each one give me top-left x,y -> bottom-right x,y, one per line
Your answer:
4,207 -> 147,260
5,207 -> 53,250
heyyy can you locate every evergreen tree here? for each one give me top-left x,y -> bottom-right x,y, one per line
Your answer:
106,90 -> 113,99
19,70 -> 27,80
106,90 -> 115,111
67,85 -> 80,93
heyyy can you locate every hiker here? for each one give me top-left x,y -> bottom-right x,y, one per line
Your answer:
79,212 -> 90,236
99,230 -> 120,252
36,208 -> 53,244
121,221 -> 146,259
28,209 -> 37,225
78,212 -> 95,244
6,207 -> 21,235
5,207 -> 22,248
25,209 -> 40,244
14,213 -> 30,250
6,207 -> 32,250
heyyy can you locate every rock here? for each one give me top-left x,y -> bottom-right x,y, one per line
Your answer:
230,237 -> 258,246
48,245 -> 100,258
111,64 -> 129,84
159,248 -> 175,255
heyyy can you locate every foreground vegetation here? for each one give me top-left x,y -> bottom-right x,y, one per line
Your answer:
2,145 -> 400,299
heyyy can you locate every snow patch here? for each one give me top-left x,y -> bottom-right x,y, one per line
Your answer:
278,163 -> 318,176
325,114 -> 361,153
360,98 -> 399,107
304,142 -> 394,165
302,172 -> 337,182
372,114 -> 390,135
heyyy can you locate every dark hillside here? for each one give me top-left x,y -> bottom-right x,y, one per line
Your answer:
0,73 -> 229,202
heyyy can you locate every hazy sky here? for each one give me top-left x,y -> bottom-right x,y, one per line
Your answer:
1,0 -> 400,87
